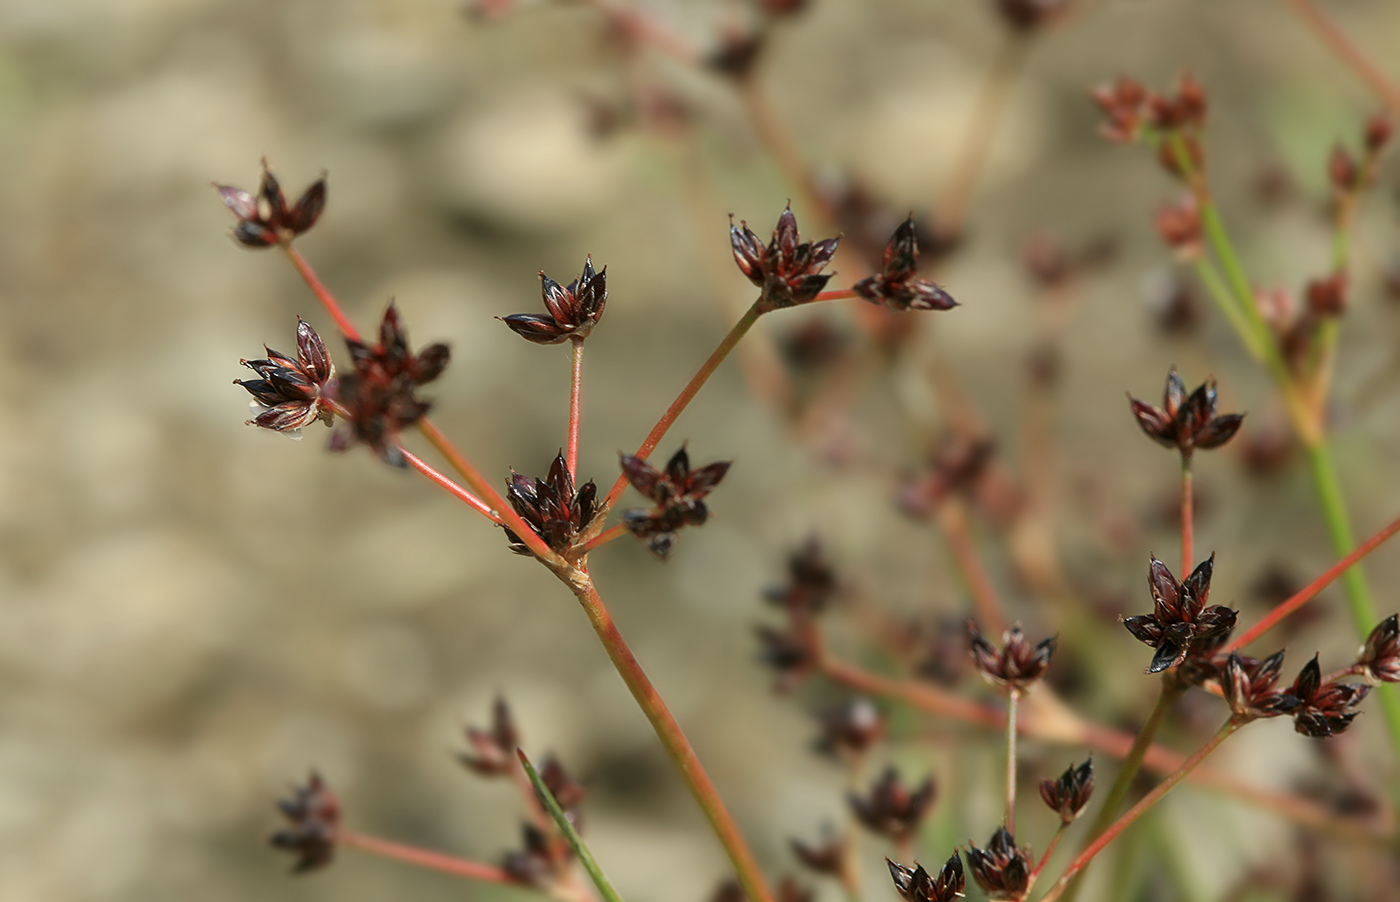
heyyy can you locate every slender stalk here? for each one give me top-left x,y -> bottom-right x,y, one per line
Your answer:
812,288 -> 858,303
818,658 -> 1004,729
1005,689 -> 1020,834
568,337 -> 584,478
1180,459 -> 1193,578
1038,719 -> 1242,902
1058,684 -> 1182,902
340,832 -> 518,886
568,574 -> 774,902
1189,258 -> 1265,361
931,35 -> 1027,236
519,751 -> 626,902
399,448 -> 500,522
283,245 -> 361,340
596,302 -> 763,516
1227,509 -> 1400,651
574,523 -> 630,557
1027,823 -> 1070,887
936,499 -> 1008,635
1278,0 -> 1400,118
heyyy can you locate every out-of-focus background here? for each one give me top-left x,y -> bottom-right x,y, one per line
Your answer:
4,1 -> 1400,900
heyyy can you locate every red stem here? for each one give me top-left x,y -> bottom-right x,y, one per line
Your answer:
340,832 -> 518,885
569,574 -> 774,902
1038,720 -> 1242,901
575,522 -> 630,557
597,302 -> 763,515
1028,823 -> 1069,885
1279,0 -> 1400,119
568,337 -> 584,478
1227,510 -> 1400,652
284,245 -> 360,340
812,288 -> 858,303
400,447 -> 501,522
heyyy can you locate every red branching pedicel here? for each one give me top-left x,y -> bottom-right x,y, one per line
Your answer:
330,303 -> 451,468
1221,651 -> 1301,720
1128,369 -> 1244,459
503,452 -> 599,555
887,853 -> 966,902
848,766 -> 936,843
215,161 -> 327,248
270,772 -> 340,872
1289,654 -> 1370,738
1039,757 -> 1094,823
968,622 -> 1057,691
620,446 -> 731,559
966,827 -> 1032,901
1357,614 -> 1400,684
1121,555 -> 1238,675
458,696 -> 521,777
853,215 -> 958,312
502,257 -> 608,345
235,318 -> 335,433
730,205 -> 840,311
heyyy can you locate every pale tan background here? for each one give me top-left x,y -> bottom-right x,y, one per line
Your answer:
3,1 -> 1400,900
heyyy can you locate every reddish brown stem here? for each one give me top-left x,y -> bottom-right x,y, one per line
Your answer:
340,831 -> 518,885
597,302 -> 762,515
1038,719 -> 1242,901
1181,461 -> 1193,578
400,447 -> 501,522
569,573 -> 774,902
937,499 -> 1008,636
1227,510 -> 1400,652
1028,823 -> 1070,887
575,522 -> 630,557
568,337 -> 584,478
818,658 -> 1003,728
1279,0 -> 1400,119
283,244 -> 360,340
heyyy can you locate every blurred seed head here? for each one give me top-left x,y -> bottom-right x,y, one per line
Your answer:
848,767 -> 936,843
269,771 -> 340,873
215,160 -> 326,248
1039,757 -> 1094,823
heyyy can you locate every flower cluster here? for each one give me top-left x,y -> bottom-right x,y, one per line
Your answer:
730,205 -> 840,311
848,767 -> 936,843
620,446 -> 731,559
968,622 -> 1057,692
503,452 -> 599,556
967,827 -> 1031,901
1128,369 -> 1244,459
269,772 -> 340,872
502,257 -> 608,345
1221,651 -> 1300,720
235,318 -> 334,433
886,854 -> 965,902
330,304 -> 451,468
852,216 -> 958,312
216,162 -> 327,248
1039,757 -> 1094,823
1358,614 -> 1400,684
1289,654 -> 1369,738
1122,555 -> 1237,675
458,696 -> 521,777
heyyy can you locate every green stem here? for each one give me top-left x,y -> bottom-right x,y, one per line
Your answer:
1039,719 -> 1242,902
519,750 -> 626,902
1304,442 -> 1400,750
1059,684 -> 1182,902
1006,689 -> 1020,834
568,573 -> 774,902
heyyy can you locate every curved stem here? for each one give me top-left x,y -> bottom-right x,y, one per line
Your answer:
1278,0 -> 1400,118
596,302 -> 763,516
1227,509 -> 1400,651
568,337 -> 585,478
568,574 -> 774,902
400,447 -> 500,522
1038,719 -> 1242,902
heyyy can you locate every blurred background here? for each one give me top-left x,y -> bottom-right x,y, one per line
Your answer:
4,0 -> 1400,900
